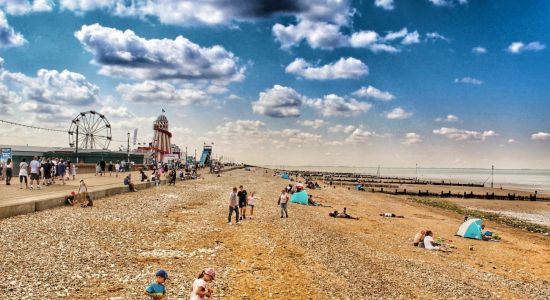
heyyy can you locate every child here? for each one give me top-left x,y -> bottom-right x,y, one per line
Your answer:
144,269 -> 169,300
190,268 -> 215,300
247,191 -> 256,219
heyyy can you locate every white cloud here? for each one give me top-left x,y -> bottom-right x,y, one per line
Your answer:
435,114 -> 460,122
298,119 -> 324,129
116,81 -> 210,106
426,32 -> 449,43
531,132 -> 550,141
272,20 -> 348,50
507,138 -> 517,144
252,85 -> 304,118
1,68 -> 100,106
207,85 -> 229,94
352,85 -> 395,101
402,31 -> 420,45
74,24 -> 244,82
344,128 -> 376,144
454,77 -> 483,85
507,41 -> 546,54
328,124 -> 356,134
402,132 -> 422,145
306,94 -> 372,117
433,127 -> 498,141
350,30 -> 400,53
285,57 -> 368,80
384,107 -> 412,120
472,46 -> 487,54
427,0 -> 468,7
384,28 -> 408,41
374,0 -> 394,10
0,0 -> 53,15
0,11 -> 26,48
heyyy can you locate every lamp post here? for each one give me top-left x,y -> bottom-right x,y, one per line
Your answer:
127,132 -> 130,164
75,120 -> 79,164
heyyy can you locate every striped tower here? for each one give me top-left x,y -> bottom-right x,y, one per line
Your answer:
152,114 -> 172,162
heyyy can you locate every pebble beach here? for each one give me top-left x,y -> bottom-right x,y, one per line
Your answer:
0,168 -> 548,299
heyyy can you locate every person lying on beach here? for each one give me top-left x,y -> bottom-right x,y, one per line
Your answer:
380,213 -> 405,218
413,230 -> 426,247
329,208 -> 359,220
307,195 -> 331,207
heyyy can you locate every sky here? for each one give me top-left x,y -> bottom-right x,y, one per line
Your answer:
0,0 -> 549,168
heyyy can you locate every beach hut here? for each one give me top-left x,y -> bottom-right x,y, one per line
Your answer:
290,191 -> 309,205
456,218 -> 483,240
281,173 -> 290,180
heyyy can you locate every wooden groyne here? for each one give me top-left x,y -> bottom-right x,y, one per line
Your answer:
362,187 -> 548,202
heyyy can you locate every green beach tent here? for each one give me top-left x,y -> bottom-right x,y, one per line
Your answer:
290,191 -> 308,205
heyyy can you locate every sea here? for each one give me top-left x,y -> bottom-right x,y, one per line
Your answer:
268,166 -> 550,194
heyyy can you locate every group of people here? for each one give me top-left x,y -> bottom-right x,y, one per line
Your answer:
228,185 -> 256,224
95,160 -> 129,177
144,268 -> 216,300
5,156 -> 76,189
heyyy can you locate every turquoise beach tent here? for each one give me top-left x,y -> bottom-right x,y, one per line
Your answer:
456,218 -> 483,240
281,173 -> 290,180
290,191 -> 308,205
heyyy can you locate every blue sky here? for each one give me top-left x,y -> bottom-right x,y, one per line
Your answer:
0,0 -> 548,168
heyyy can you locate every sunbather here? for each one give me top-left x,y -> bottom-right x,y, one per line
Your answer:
380,213 -> 405,218
329,208 -> 359,220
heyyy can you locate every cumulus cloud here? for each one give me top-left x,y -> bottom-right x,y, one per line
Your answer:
74,24 -> 244,82
0,11 -> 26,48
435,114 -> 460,122
374,0 -> 394,10
472,46 -> 487,54
352,85 -> 395,101
507,41 -> 546,54
531,132 -> 550,141
1,68 -> 100,106
285,57 -> 368,80
507,138 -> 517,144
298,119 -> 324,129
252,85 -> 304,118
401,30 -> 420,45
433,127 -> 498,141
344,128 -> 376,144
454,77 -> 483,85
328,124 -> 356,134
402,132 -> 422,145
117,81 -> 210,106
384,107 -> 412,120
306,94 -> 372,117
0,0 -> 53,15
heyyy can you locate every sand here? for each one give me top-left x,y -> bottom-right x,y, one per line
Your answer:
0,168 -> 548,299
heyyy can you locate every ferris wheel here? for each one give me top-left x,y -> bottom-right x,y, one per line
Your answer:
68,111 -> 112,150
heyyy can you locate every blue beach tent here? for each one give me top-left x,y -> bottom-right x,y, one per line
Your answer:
281,173 -> 290,180
456,218 -> 483,240
290,191 -> 309,205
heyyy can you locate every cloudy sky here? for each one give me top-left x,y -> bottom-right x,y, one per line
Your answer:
0,0 -> 549,168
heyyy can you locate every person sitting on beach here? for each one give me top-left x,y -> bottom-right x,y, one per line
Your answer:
423,231 -> 452,252
80,194 -> 93,208
307,194 -> 331,207
413,230 -> 426,247
380,213 -> 405,218
481,224 -> 493,241
140,169 -> 148,182
124,174 -> 137,192
65,191 -> 78,206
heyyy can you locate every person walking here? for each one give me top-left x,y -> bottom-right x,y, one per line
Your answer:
57,160 -> 66,185
108,161 -> 114,176
19,158 -> 29,189
228,187 -> 240,225
278,189 -> 289,218
5,158 -> 13,185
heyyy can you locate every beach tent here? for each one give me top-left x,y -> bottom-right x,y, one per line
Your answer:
290,191 -> 309,205
281,173 -> 290,180
456,218 -> 483,240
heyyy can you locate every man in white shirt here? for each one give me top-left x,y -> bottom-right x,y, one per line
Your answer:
29,156 -> 42,189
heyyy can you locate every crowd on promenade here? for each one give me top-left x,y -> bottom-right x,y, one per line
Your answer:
1,156 -> 77,189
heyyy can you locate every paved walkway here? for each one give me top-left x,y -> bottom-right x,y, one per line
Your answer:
0,171 -> 143,207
